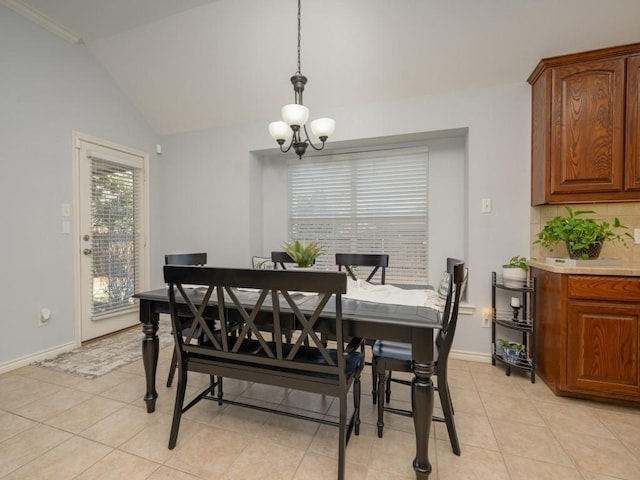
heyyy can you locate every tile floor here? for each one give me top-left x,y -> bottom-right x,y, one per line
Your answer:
1,345 -> 640,479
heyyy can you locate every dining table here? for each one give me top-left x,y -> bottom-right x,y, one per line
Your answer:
133,285 -> 442,479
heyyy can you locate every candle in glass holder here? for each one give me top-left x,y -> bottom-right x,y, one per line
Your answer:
511,297 -> 520,308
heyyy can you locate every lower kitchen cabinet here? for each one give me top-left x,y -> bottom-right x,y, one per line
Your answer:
532,266 -> 640,404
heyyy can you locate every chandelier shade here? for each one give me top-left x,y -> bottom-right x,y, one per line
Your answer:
269,0 -> 334,159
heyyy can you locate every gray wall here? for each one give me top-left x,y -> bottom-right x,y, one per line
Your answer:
0,6 -> 158,368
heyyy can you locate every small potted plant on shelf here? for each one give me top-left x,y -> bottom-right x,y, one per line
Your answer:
497,339 -> 526,364
502,255 -> 528,288
534,205 -> 632,260
282,240 -> 324,268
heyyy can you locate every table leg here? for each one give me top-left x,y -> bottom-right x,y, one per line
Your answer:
411,328 -> 435,479
140,300 -> 159,413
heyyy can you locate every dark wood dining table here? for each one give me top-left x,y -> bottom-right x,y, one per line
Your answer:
133,287 -> 442,479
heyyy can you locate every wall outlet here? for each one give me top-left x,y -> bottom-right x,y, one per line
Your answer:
634,228 -> 640,245
481,310 -> 491,328
38,308 -> 51,326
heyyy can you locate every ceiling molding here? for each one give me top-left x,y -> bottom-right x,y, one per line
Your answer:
1,0 -> 82,44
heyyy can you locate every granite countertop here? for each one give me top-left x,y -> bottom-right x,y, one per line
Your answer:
529,259 -> 640,276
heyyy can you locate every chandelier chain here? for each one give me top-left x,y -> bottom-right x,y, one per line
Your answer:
296,0 -> 301,75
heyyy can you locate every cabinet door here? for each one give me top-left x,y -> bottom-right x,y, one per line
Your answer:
550,58 -> 625,197
567,300 -> 640,398
626,54 -> 640,191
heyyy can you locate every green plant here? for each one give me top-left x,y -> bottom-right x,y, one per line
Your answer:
534,205 -> 632,259
282,240 -> 324,268
504,256 -> 528,270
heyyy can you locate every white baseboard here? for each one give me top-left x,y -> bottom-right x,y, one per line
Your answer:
0,342 -> 77,375
450,349 -> 492,364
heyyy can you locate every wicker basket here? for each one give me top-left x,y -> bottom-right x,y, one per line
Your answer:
565,241 -> 603,260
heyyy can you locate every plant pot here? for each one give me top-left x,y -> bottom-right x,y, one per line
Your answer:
565,241 -> 603,260
503,347 -> 524,364
502,266 -> 527,288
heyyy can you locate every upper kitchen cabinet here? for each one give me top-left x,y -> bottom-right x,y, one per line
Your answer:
528,43 -> 640,205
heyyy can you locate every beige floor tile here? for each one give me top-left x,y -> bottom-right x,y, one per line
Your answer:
0,374 -> 62,411
503,453 -> 584,479
120,411 -> 204,463
479,389 -> 546,426
74,449 -> 161,479
12,365 -> 86,388
240,382 -> 289,404
535,400 -> 616,438
490,417 -> 573,466
79,404 -> 155,447
165,424 -> 250,478
0,411 -> 37,443
439,410 -> 499,452
595,407 -> 640,459
553,428 -> 640,479
367,425 -> 432,478
146,465 -> 202,480
45,395 -> 127,433
365,468 -> 415,480
470,369 -> 530,398
293,452 -> 368,480
209,401 -> 271,434
437,442 -> 510,480
254,411 -> 320,449
98,373 -> 150,403
221,438 -> 305,480
12,387 -> 94,422
73,370 -> 143,395
282,389 -> 334,414
3,435 -> 111,480
0,424 -> 72,477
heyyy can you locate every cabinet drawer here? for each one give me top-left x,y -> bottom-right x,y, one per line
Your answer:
568,276 -> 640,301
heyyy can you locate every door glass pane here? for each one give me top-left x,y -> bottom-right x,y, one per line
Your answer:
90,159 -> 140,316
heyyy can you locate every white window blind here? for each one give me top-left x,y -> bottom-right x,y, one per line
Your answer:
287,148 -> 428,284
89,154 -> 143,317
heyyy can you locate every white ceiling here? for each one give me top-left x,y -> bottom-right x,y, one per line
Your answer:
6,0 -> 640,135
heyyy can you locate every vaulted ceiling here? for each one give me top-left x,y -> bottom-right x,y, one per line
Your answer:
5,0 -> 640,135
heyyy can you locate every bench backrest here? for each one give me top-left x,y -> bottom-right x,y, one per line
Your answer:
163,266 -> 352,385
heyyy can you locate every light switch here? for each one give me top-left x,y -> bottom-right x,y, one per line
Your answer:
62,221 -> 70,234
481,198 -> 492,213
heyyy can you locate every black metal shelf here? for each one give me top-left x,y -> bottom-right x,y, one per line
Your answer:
491,271 -> 536,383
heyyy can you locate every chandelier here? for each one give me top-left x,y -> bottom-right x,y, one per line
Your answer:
268,0 -> 335,159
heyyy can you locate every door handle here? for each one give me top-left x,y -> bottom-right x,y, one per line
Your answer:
83,248 -> 92,255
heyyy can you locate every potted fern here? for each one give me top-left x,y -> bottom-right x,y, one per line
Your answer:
534,206 -> 631,260
282,240 -> 324,268
502,255 -> 528,288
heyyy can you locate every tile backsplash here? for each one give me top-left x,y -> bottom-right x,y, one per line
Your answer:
530,202 -> 640,266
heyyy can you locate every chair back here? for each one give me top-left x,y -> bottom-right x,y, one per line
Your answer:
436,259 -> 465,365
271,251 -> 295,269
335,253 -> 389,284
165,253 -> 207,266
163,266 -> 357,387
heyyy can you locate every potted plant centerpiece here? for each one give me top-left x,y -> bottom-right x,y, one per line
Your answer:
502,255 -> 528,288
282,240 -> 324,269
534,206 -> 632,260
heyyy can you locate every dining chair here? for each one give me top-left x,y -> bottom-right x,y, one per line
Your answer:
335,253 -> 389,284
271,251 -> 295,269
372,258 -> 465,456
164,253 -> 208,388
164,266 -> 364,480
335,253 -> 389,401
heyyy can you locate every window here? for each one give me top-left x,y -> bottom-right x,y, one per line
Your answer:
287,148 -> 428,284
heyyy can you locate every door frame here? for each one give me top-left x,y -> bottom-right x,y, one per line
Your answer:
72,131 -> 150,345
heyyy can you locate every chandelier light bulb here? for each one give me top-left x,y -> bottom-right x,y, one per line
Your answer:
281,104 -> 309,127
310,118 -> 335,139
269,121 -> 292,142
